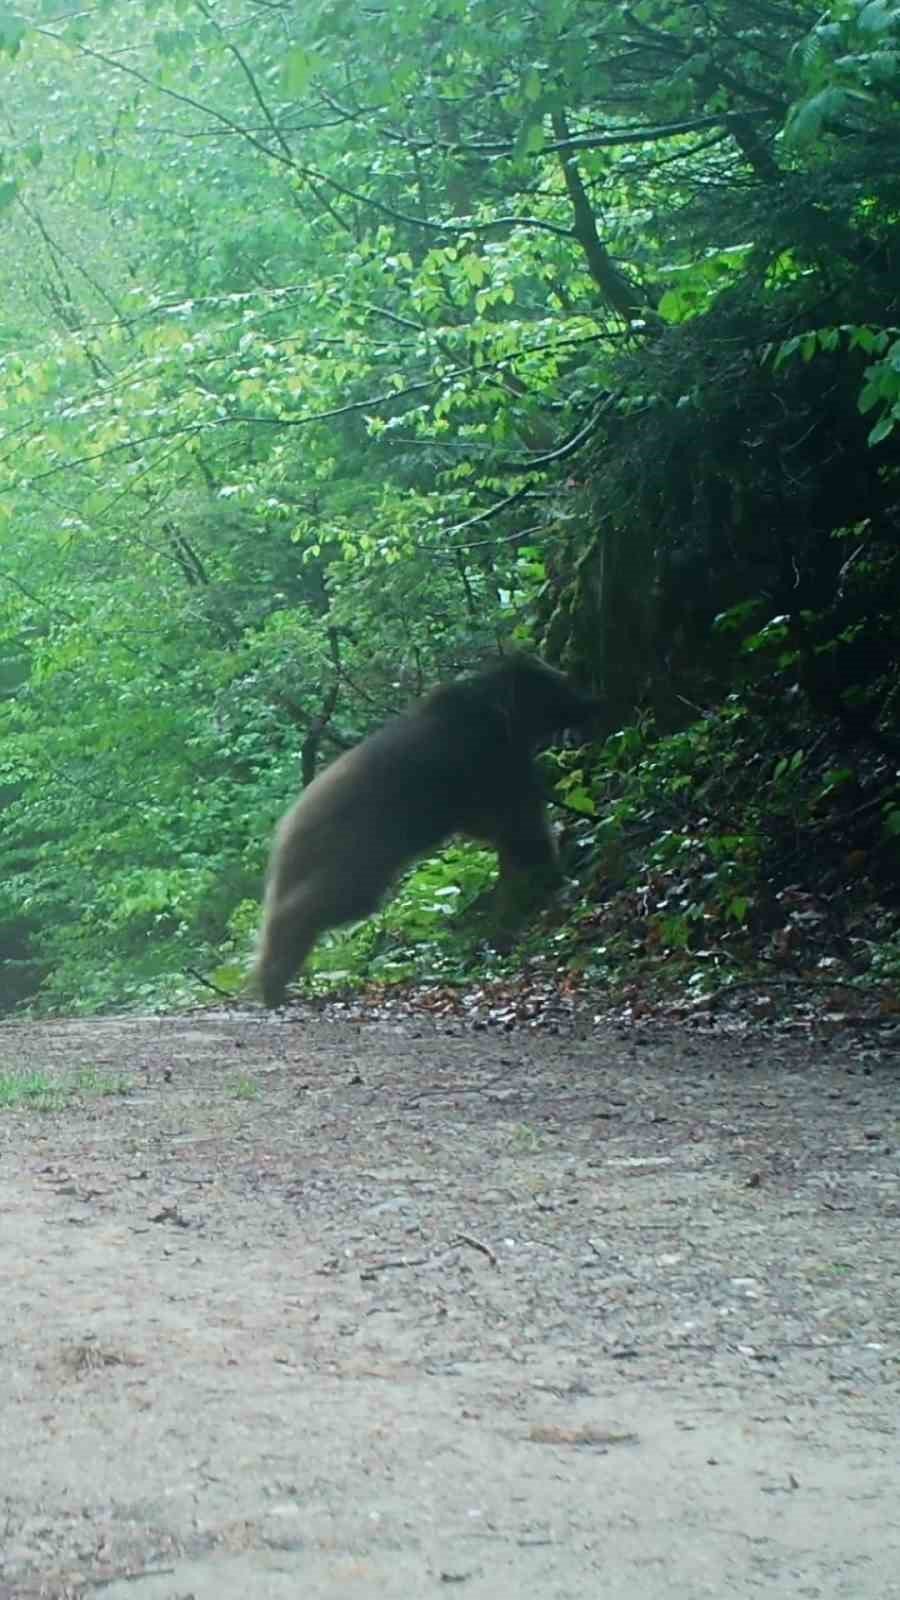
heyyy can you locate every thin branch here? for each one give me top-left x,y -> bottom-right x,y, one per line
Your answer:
186,967 -> 236,998
441,484 -> 539,538
378,110 -> 772,157
192,0 -> 294,162
34,25 -> 294,171
300,627 -> 343,786
34,25 -> 577,245
0,424 -> 204,492
17,196 -> 127,325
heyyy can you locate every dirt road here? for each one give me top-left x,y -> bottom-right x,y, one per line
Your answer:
1,1011 -> 898,1598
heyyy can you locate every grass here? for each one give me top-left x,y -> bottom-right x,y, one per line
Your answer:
232,1075 -> 260,1100
0,1065 -> 129,1112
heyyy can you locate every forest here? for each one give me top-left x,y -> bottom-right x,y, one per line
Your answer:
0,0 -> 898,1016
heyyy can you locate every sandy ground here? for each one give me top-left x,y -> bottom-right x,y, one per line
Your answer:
0,1009 -> 899,1599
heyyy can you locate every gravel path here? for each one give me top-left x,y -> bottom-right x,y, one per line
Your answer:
1,1011 -> 898,1598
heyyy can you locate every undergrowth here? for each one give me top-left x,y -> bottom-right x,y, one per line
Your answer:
222,690 -> 900,1013
17,692 -> 900,1016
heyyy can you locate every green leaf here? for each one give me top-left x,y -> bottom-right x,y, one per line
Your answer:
726,895 -> 750,925
208,962 -> 245,992
658,288 -> 691,324
822,768 -> 853,793
884,807 -> 900,837
785,87 -> 846,146
517,120 -> 546,156
153,27 -> 193,58
0,10 -> 26,55
858,380 -> 882,414
849,325 -> 878,353
282,45 -> 317,96
566,786 -> 596,817
460,254 -> 486,287
773,335 -> 801,368
0,178 -> 18,212
868,411 -> 896,444
857,0 -> 899,33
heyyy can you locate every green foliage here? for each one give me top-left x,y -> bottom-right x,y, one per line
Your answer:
786,0 -> 900,146
772,324 -> 900,444
553,696 -> 899,999
302,844 -> 499,989
657,247 -> 754,325
0,12 -> 27,57
0,0 -> 897,1012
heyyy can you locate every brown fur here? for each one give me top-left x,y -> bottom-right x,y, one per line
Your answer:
253,656 -> 598,1006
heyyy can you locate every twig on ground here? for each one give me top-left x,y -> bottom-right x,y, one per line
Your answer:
456,1232 -> 498,1267
185,966 -> 236,998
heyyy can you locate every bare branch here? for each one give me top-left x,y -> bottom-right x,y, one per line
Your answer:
552,110 -> 657,321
